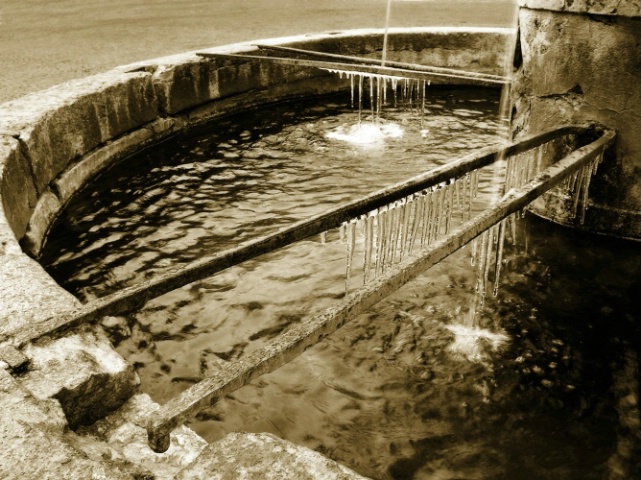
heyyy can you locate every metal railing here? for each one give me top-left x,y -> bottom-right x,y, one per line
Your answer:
139,124 -> 613,452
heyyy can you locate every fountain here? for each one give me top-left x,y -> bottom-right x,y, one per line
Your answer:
0,0 -> 639,478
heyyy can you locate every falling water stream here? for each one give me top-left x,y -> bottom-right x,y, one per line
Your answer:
41,88 -> 640,479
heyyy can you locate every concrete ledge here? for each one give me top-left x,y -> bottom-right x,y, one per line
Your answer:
21,327 -> 140,429
0,71 -> 158,196
0,136 -> 38,241
0,254 -> 80,341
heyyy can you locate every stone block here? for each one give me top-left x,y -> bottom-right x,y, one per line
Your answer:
0,253 -> 79,341
21,327 -> 140,429
0,135 -> 38,240
0,369 -> 137,480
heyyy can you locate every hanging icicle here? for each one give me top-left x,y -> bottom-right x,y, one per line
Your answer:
345,219 -> 357,292
493,218 -> 507,297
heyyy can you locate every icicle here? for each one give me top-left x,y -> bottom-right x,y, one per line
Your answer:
392,78 -> 398,108
579,164 -> 594,224
386,202 -> 397,267
460,173 -> 468,219
388,202 -> 400,265
471,169 -> 479,200
345,219 -> 357,292
358,74 -> 364,124
420,191 -> 432,248
376,76 -> 382,120
363,213 -> 373,284
571,168 -> 585,218
421,80 -> 427,127
475,229 -> 489,295
408,192 -> 423,254
535,144 -> 544,177
399,198 -> 411,261
593,152 -> 603,175
470,235 -> 478,267
339,222 -> 346,244
508,212 -> 517,246
454,176 -> 462,219
350,74 -> 355,109
378,206 -> 388,274
382,77 -> 388,105
320,231 -> 327,244
480,225 -> 495,306
372,210 -> 379,277
465,173 -> 473,219
429,187 -> 441,244
504,154 -> 516,193
369,76 -> 375,121
386,202 -> 397,265
444,180 -> 455,235
493,219 -> 507,296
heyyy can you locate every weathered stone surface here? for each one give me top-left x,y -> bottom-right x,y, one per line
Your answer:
0,71 -> 158,195
21,327 -> 140,429
53,117 -> 185,205
0,369 -> 135,480
79,393 -> 207,480
519,0 -> 640,17
512,8 -> 641,238
0,345 -> 29,372
176,432 -> 370,480
0,253 -> 79,340
20,188 -> 61,257
0,136 -> 38,240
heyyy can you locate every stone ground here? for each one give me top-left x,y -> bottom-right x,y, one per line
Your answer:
0,0 -> 515,103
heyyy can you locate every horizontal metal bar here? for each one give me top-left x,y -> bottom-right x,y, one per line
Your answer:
252,43 -> 508,83
2,125 -> 594,349
197,52 -> 508,87
146,127 -> 615,453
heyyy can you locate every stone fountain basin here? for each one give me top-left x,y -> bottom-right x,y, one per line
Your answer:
0,27 -> 511,478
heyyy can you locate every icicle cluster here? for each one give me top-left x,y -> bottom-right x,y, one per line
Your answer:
561,152 -> 604,224
469,144 -> 548,309
470,143 -> 603,311
325,69 -> 429,124
339,172 -> 480,292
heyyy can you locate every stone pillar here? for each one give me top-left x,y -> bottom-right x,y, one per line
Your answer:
512,0 -> 640,240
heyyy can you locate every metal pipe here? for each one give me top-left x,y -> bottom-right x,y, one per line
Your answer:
197,52 -> 508,87
252,44 -> 508,83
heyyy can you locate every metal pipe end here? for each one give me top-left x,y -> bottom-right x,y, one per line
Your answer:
148,429 -> 171,454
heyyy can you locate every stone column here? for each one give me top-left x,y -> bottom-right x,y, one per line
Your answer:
511,0 -> 640,240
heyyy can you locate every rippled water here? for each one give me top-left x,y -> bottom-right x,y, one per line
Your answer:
42,88 -> 640,480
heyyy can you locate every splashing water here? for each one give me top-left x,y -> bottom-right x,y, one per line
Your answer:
325,120 -> 404,147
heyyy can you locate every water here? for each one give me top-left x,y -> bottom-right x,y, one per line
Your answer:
41,89 -> 640,479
